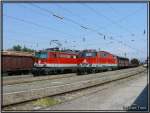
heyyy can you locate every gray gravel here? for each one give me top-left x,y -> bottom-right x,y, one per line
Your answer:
3,67 -> 144,94
3,68 -> 148,111
45,70 -> 148,111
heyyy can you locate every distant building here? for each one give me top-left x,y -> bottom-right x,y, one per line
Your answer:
145,57 -> 149,64
143,57 -> 149,68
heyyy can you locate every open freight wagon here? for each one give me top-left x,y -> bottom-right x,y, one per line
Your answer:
2,51 -> 34,76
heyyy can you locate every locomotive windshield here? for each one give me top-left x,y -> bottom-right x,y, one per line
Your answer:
35,52 -> 48,58
80,52 -> 97,58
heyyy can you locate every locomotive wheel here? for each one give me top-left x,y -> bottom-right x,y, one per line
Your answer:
76,71 -> 80,75
48,70 -> 52,75
57,70 -> 61,74
97,70 -> 101,73
83,68 -> 88,75
53,70 -> 58,75
44,71 -> 49,75
92,69 -> 96,74
88,69 -> 91,74
107,68 -> 112,71
36,70 -> 42,76
77,69 -> 81,75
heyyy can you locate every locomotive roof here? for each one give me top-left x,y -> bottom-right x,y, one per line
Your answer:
37,50 -> 79,55
99,51 -> 113,54
80,50 -> 116,56
2,51 -> 34,57
99,51 -> 129,59
99,51 -> 117,56
79,50 -> 129,59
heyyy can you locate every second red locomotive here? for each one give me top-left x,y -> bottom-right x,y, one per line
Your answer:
77,49 -> 129,74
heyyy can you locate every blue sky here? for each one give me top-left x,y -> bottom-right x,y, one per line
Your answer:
3,3 -> 147,61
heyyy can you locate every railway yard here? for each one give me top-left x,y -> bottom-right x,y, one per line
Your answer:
2,2 -> 149,112
2,66 -> 148,111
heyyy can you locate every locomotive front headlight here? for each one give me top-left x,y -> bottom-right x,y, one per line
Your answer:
80,63 -> 83,67
80,63 -> 89,67
34,63 -> 38,67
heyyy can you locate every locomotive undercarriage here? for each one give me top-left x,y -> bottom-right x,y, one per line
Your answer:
77,66 -> 118,75
32,67 -> 77,76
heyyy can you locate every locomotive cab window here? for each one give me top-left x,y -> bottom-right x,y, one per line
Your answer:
59,54 -> 71,58
100,52 -> 108,57
35,52 -> 48,58
71,55 -> 77,59
80,52 -> 97,57
113,56 -> 116,59
73,56 -> 76,59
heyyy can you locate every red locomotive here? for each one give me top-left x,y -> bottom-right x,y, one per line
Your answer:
32,48 -> 129,76
32,48 -> 79,76
77,49 -> 129,74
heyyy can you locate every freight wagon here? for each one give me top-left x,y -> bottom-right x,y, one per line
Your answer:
116,56 -> 129,69
2,51 -> 34,76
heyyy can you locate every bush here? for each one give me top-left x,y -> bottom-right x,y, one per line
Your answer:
7,44 -> 34,52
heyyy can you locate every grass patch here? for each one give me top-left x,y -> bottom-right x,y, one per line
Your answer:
33,97 -> 61,107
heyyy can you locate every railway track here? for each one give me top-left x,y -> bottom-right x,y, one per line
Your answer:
3,69 -> 147,110
3,74 -> 33,80
2,66 -> 146,106
3,67 -> 141,85
3,73 -> 76,85
4,69 -> 140,93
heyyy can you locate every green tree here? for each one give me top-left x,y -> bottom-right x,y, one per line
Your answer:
130,58 -> 140,67
22,46 -> 28,52
8,45 -> 34,52
22,46 -> 34,52
12,45 -> 22,51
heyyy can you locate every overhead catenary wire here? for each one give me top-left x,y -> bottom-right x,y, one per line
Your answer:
87,4 -> 146,42
29,4 -> 116,41
82,4 -> 137,37
5,4 -> 146,54
31,3 -> 127,47
30,3 -> 88,29
107,4 -> 147,41
4,13 -> 80,50
28,4 -> 110,51
29,4 -> 106,38
5,29 -> 77,50
110,5 -> 146,23
81,4 -> 145,51
55,4 -> 87,21
54,4 -> 132,47
55,4 -> 146,44
4,14 -> 79,39
29,3 -> 145,53
28,3 -> 99,48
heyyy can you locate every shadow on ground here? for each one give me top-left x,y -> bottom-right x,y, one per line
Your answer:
127,84 -> 148,111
